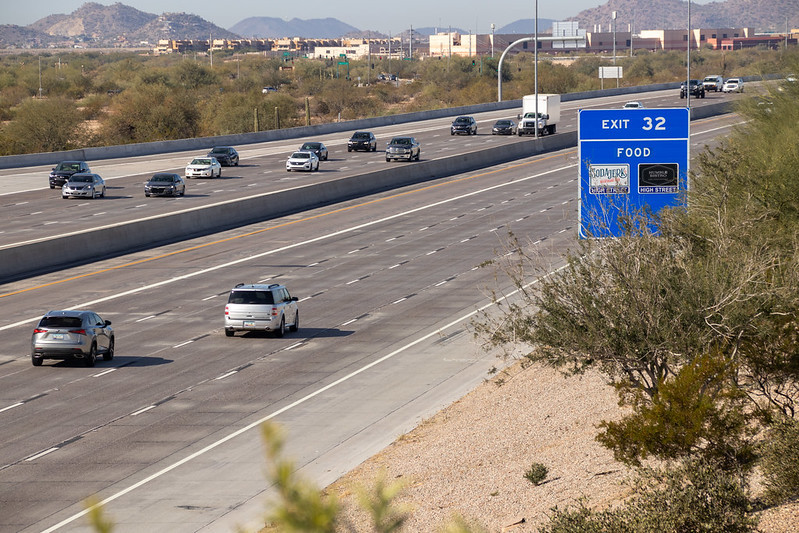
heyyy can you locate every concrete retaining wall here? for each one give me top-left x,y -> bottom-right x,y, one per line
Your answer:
0,100 -> 733,283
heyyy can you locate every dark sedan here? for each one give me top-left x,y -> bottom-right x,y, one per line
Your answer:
299,141 -> 329,161
491,119 -> 517,135
347,131 -> 377,152
49,160 -> 91,188
451,116 -> 477,135
144,173 -> 185,197
207,146 -> 239,166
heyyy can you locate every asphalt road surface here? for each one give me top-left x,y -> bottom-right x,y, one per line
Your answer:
0,109 -> 742,532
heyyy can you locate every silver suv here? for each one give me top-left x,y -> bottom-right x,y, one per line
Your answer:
31,310 -> 114,367
224,283 -> 299,337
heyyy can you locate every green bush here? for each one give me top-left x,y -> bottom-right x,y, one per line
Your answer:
539,459 -> 758,533
759,417 -> 799,505
524,462 -> 549,485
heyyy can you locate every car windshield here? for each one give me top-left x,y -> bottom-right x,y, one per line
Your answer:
390,138 -> 410,145
302,143 -> 320,149
191,159 -> 212,165
57,163 -> 81,171
292,152 -> 310,159
39,316 -> 82,328
352,132 -> 369,139
151,175 -> 175,182
495,120 -> 511,126
70,175 -> 93,183
228,290 -> 275,305
455,117 -> 470,123
210,148 -> 229,154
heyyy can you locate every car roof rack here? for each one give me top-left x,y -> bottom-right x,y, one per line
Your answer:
235,283 -> 245,288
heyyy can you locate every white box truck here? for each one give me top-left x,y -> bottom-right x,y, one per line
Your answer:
517,93 -> 561,136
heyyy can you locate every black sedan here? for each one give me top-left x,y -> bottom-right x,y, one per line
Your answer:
491,119 -> 517,135
144,173 -> 186,197
207,146 -> 239,166
49,160 -> 91,188
451,116 -> 477,135
300,141 -> 329,161
348,131 -> 377,152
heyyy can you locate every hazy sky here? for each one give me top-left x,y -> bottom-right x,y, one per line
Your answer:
4,0 -> 716,35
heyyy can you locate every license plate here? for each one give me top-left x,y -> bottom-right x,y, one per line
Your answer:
51,333 -> 65,339
243,321 -> 255,327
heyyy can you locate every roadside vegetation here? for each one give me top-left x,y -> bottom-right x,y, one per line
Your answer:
473,53 -> 799,531
0,46 -> 795,155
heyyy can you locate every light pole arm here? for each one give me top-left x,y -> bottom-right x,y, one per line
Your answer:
497,37 -> 586,102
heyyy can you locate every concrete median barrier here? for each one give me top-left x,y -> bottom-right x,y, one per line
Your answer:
0,100 -> 733,283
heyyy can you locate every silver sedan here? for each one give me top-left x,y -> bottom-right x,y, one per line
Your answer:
62,173 -> 105,199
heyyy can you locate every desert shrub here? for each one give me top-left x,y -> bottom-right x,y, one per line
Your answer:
758,417 -> 799,504
524,462 -> 549,485
539,459 -> 757,533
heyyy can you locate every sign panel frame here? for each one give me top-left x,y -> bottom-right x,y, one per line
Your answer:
578,107 -> 690,238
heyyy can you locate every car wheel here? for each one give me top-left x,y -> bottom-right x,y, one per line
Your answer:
386,157 -> 391,162
451,131 -> 454,135
145,193 -> 150,197
50,185 -> 55,189
62,195 -> 68,199
372,145 -> 376,152
324,154 -> 328,161
180,188 -> 185,196
287,168 -> 291,172
103,338 -> 114,361
85,344 -> 96,367
275,317 -> 285,338
225,329 -> 234,337
31,354 -> 43,366
235,159 -> 239,166
289,311 -> 299,332
348,147 -> 352,152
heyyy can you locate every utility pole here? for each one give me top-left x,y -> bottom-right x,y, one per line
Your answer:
534,0 -> 539,139
409,25 -> 413,59
491,23 -> 495,58
630,9 -> 634,57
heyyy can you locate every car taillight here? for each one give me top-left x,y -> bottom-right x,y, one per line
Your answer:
271,307 -> 278,316
225,305 -> 229,315
69,329 -> 87,335
33,328 -> 46,334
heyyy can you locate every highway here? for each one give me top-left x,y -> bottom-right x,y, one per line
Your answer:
0,88 -> 735,246
0,98 -> 741,531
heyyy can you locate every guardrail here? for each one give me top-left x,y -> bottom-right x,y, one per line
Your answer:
0,100 -> 734,284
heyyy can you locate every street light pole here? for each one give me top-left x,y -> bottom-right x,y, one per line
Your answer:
612,11 -> 617,65
534,0 -> 539,138
491,23 -> 495,58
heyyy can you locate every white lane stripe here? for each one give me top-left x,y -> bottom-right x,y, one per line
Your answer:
1,163 -> 575,334
93,369 -> 116,377
215,371 -> 237,380
130,405 -> 155,416
0,402 -> 23,414
40,261 -> 567,533
26,448 -> 58,461
174,340 -> 193,348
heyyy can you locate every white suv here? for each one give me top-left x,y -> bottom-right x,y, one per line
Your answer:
224,283 -> 299,337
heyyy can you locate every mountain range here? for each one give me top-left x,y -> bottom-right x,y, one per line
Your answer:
0,0 -> 795,49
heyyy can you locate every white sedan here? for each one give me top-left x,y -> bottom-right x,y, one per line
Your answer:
286,151 -> 320,172
622,101 -> 645,109
185,157 -> 222,178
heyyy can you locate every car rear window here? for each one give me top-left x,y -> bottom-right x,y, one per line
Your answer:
228,290 -> 275,305
40,316 -> 82,328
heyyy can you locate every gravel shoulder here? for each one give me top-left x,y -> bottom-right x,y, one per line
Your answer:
326,360 -> 799,532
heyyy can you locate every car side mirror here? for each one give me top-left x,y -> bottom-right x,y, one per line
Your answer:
105,320 -> 112,326
291,297 -> 299,302
543,114 -> 549,120
516,114 -> 521,120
